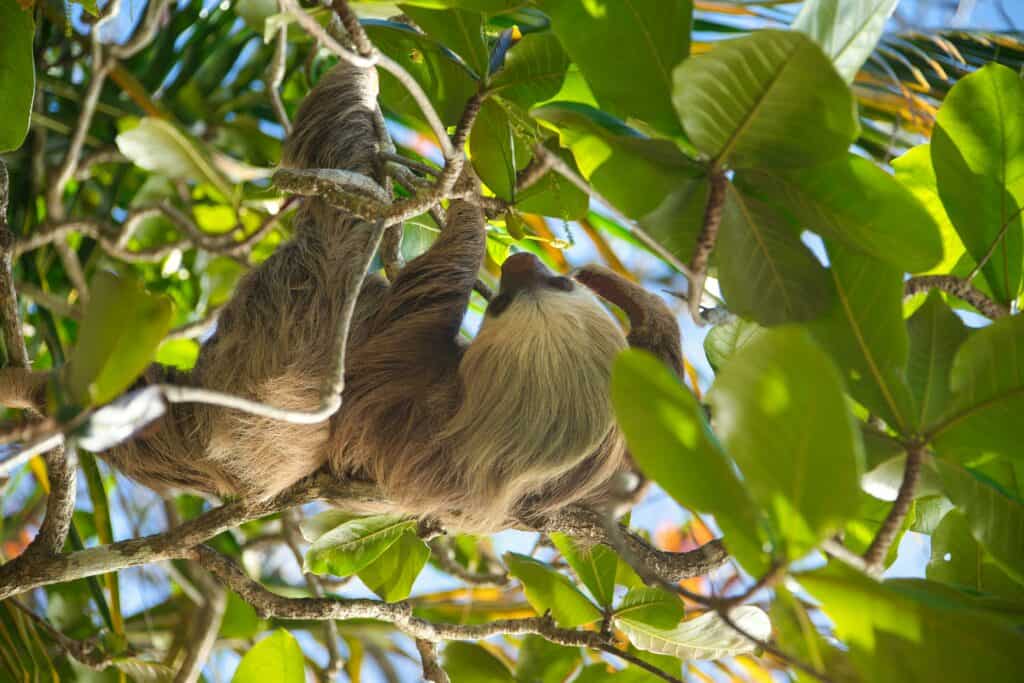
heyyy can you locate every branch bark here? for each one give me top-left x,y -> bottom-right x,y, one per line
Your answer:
905,275 -> 1009,319
863,444 -> 925,573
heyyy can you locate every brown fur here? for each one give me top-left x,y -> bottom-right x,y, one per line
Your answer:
4,63 -> 685,531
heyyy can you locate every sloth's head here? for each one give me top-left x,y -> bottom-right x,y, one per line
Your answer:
438,252 -> 629,530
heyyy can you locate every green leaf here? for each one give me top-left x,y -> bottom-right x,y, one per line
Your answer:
534,103 -> 702,219
891,144 -> 965,275
64,271 -> 174,407
905,292 -> 968,429
791,0 -> 899,82
933,459 -> 1024,587
515,145 -> 589,219
637,174 -> 708,265
515,635 -> 581,683
0,0 -> 35,152
357,529 -> 430,602
616,605 -> 770,661
470,98 -> 522,200
399,5 -> 489,78
708,328 -> 864,558
364,21 -> 478,127
536,0 -> 692,135
304,515 -> 415,577
232,630 -> 305,683
673,29 -> 858,169
442,642 -> 513,683
931,63 -> 1024,303
927,509 -> 1024,599
116,119 -> 233,202
219,592 -> 263,639
801,565 -> 1024,682
806,244 -> 916,435
928,313 -> 1024,463
717,184 -> 833,325
490,32 -> 568,108
504,552 -> 602,628
703,316 -> 767,373
299,509 -> 356,542
737,154 -> 944,273
155,338 -> 199,371
611,349 -> 766,572
548,533 -> 617,608
612,587 -> 685,629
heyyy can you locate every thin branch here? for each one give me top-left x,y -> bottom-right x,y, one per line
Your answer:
964,202 -> 1024,284
905,275 -> 1008,319
109,0 -> 171,59
266,25 -> 293,135
0,162 -> 29,369
428,538 -> 509,586
16,282 -> 83,321
331,0 -> 375,58
687,171 -> 728,325
165,308 -> 220,341
278,0 -> 378,70
172,566 -> 226,683
10,600 -> 116,670
862,443 -> 925,573
415,639 -> 450,683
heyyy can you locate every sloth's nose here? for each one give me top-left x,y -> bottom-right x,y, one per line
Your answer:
499,252 -> 552,295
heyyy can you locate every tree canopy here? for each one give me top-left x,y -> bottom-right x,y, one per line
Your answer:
1,0 -> 1024,681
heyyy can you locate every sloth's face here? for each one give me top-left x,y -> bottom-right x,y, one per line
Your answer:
487,252 -> 578,318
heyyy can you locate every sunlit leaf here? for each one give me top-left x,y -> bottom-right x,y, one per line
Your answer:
905,292 -> 968,429
515,635 -> 581,683
304,515 -> 415,577
117,119 -> 233,201
892,145 -> 966,275
673,30 -> 858,169
792,0 -> 899,82
505,553 -> 602,628
490,31 -> 568,108
612,587 -> 685,629
443,641 -> 513,683
358,529 -> 430,602
232,630 -> 305,683
704,317 -> 766,373
400,4 -> 489,78
932,63 -> 1024,303
536,0 -> 692,135
549,533 -> 618,608
927,509 -> 1024,599
708,328 -> 864,559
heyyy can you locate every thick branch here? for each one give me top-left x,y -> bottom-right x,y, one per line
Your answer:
415,639 -> 450,683
686,170 -> 728,325
905,275 -> 1009,319
863,444 -> 925,572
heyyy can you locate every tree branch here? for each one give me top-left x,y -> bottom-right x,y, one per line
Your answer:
862,443 -> 925,573
905,275 -> 1009,319
687,170 -> 728,325
415,639 -> 450,683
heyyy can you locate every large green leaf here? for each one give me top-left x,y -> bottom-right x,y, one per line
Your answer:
505,553 -> 601,628
515,636 -> 581,683
791,0 -> 899,82
304,515 -> 415,577
905,292 -> 968,429
737,154 -> 943,273
64,271 -> 174,407
489,32 -> 568,108
638,174 -> 708,265
364,21 -> 478,127
801,566 -> 1024,682
891,145 -> 966,275
933,459 -> 1024,587
611,349 -> 767,572
931,63 -> 1024,304
928,313 -> 1024,463
357,529 -> 430,602
548,533 -> 618,608
535,0 -> 691,135
806,244 -> 916,435
717,185 -> 833,325
534,103 -> 701,219
708,328 -> 864,559
443,642 -> 513,683
672,29 -> 858,169
0,0 -> 34,152
399,4 -> 489,78
232,630 -> 305,683
116,119 -> 233,201
514,144 -> 589,219
616,606 -> 770,661
927,509 -> 1024,599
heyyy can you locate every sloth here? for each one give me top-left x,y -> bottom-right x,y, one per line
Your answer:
2,63 -> 684,532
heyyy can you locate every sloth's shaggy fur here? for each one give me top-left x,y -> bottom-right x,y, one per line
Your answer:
2,62 -> 686,532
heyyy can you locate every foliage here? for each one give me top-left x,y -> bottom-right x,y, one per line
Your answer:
2,1 -> 1024,682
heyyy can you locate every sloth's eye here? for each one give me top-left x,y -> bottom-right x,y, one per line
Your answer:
548,277 -> 574,292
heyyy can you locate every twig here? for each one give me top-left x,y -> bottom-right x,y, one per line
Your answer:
266,25 -> 292,135
278,0 -> 377,70
172,566 -> 226,683
415,639 -> 450,683
16,282 -> 83,321
904,275 -> 1009,319
331,0 -> 375,57
687,171 -> 728,325
862,443 -> 925,573
964,202 -> 1024,285
428,538 -> 509,586
10,600 -> 115,670
109,0 -> 170,59
165,308 -> 220,341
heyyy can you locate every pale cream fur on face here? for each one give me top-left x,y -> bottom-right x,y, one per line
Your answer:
437,283 -> 628,529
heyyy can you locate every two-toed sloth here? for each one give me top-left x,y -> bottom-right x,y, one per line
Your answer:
4,63 -> 684,531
